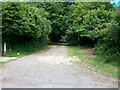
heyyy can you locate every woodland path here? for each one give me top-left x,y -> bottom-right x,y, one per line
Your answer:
0,45 -> 118,88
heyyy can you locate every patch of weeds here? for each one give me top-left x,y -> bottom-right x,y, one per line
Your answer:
4,42 -> 48,58
0,62 -> 2,67
0,62 -> 5,68
67,45 -> 118,78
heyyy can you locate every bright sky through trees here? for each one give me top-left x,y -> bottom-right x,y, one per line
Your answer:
111,0 -> 120,5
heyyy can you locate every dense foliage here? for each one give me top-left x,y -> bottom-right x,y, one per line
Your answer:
36,2 -> 70,42
94,11 -> 120,62
67,3 -> 116,44
2,2 -> 51,51
2,2 -> 120,63
66,2 -> 119,62
0,4 -> 2,55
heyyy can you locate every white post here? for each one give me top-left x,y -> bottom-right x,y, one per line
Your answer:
4,43 -> 6,54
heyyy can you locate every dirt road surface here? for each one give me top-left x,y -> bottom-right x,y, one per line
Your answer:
0,45 -> 118,88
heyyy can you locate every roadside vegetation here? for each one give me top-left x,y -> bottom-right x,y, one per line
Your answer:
2,2 -> 120,77
68,46 -> 118,78
66,2 -> 120,64
0,62 -> 2,67
66,2 -> 119,78
2,2 -> 51,57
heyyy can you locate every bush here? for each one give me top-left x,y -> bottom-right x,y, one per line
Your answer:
66,2 -> 119,63
2,2 -> 51,52
94,12 -> 120,62
66,2 -> 116,44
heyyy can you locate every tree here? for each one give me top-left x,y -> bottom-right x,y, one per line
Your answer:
95,10 -> 120,62
36,2 -> 70,42
2,2 -> 51,50
66,2 -> 116,45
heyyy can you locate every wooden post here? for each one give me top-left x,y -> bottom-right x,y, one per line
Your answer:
3,43 -> 6,55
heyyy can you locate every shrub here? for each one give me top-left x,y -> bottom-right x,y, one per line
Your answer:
2,2 -> 51,51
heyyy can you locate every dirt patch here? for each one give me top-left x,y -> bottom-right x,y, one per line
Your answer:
86,48 -> 96,58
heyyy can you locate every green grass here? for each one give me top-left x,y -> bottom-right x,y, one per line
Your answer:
0,62 -> 2,67
4,41 -> 48,58
1,40 -> 48,68
0,44 -> 48,68
0,62 -> 6,68
68,45 -> 118,78
4,46 -> 48,58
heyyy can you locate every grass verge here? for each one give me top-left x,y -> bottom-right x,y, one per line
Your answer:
67,45 -> 118,78
4,40 -> 49,58
0,62 -> 6,68
1,40 -> 49,68
4,45 -> 48,58
0,62 -> 2,67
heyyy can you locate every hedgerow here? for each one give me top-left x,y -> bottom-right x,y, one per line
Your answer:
2,2 -> 51,52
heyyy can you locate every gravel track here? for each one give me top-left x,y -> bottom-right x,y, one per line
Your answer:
0,45 -> 118,88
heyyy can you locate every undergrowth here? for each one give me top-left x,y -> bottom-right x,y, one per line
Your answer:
4,40 -> 48,57
68,45 -> 118,78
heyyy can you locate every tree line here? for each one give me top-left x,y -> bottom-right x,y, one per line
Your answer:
2,2 -> 120,62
